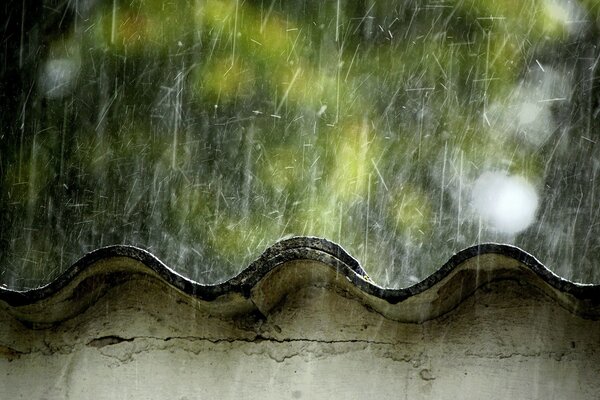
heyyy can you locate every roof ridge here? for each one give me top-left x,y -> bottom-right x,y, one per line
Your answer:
1,237 -> 599,322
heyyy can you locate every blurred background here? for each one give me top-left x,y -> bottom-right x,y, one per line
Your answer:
1,0 -> 600,289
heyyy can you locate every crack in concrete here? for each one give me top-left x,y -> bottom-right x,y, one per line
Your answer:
80,334 -> 405,364
87,336 -> 135,348
7,334 -> 581,368
464,350 -> 568,361
87,334 -> 397,347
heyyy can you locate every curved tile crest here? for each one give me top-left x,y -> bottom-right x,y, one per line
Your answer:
1,237 -> 599,323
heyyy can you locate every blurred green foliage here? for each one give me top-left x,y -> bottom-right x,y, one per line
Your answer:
2,0 -> 600,288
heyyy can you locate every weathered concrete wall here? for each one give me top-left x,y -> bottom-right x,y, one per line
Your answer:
1,239 -> 599,399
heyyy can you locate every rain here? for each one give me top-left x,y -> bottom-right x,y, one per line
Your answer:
1,0 -> 600,289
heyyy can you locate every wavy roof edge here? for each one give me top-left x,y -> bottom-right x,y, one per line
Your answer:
1,237 -> 599,322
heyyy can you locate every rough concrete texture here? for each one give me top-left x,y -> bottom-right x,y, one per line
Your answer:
1,240 -> 599,399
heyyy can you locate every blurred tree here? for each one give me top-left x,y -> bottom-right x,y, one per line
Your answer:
1,0 -> 599,288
